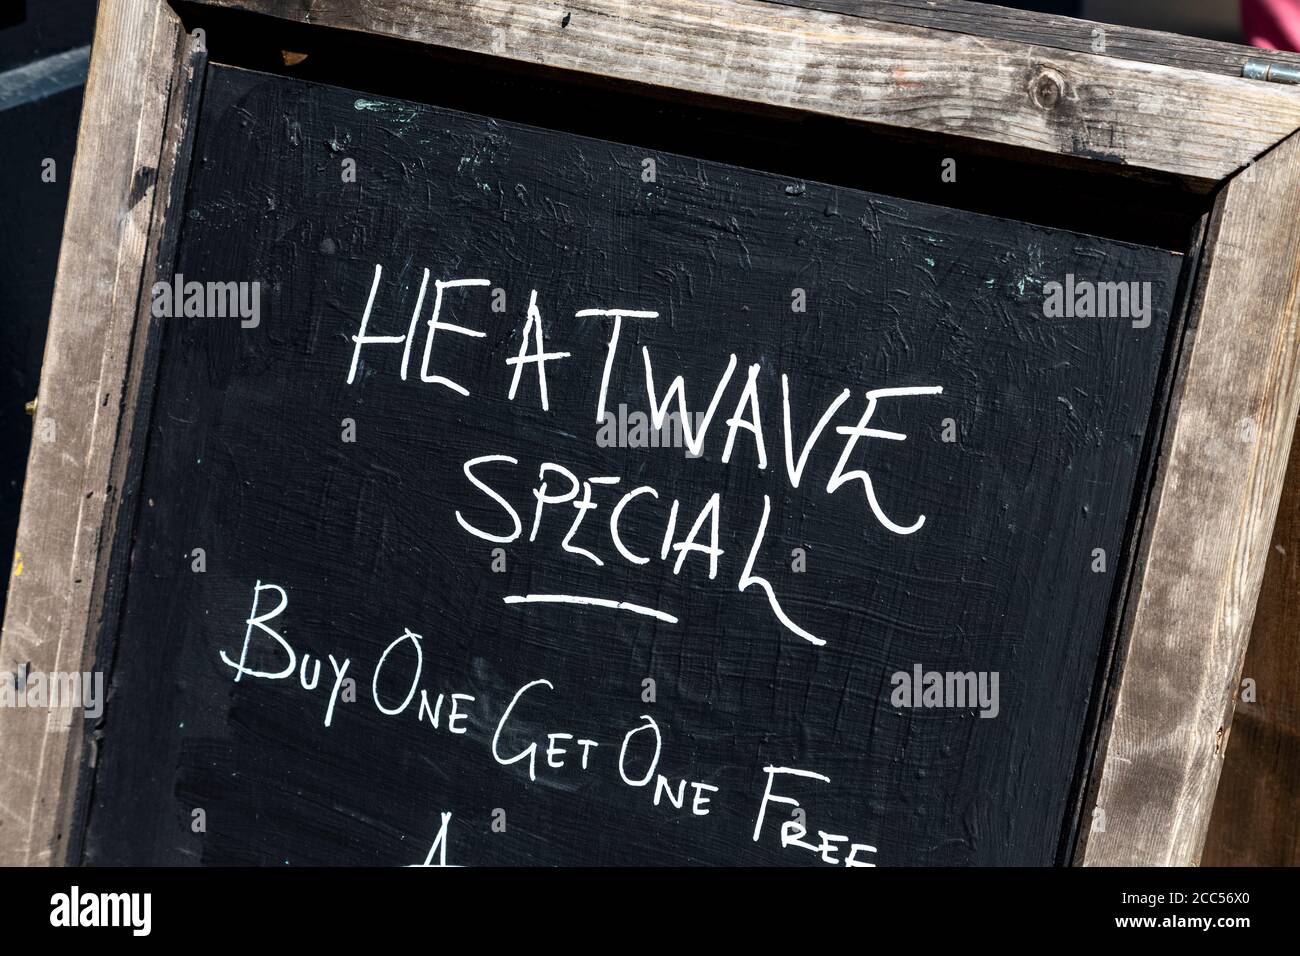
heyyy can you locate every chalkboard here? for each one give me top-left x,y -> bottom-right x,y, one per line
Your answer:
82,63 -> 1186,866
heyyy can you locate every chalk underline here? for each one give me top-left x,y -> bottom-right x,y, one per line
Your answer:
502,593 -> 679,624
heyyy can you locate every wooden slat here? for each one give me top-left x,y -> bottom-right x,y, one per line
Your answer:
193,0 -> 1300,184
1082,132 -> 1300,866
762,0 -> 1300,78
0,0 -> 188,866
1201,423 -> 1300,866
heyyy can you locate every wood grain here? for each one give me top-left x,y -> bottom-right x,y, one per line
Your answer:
0,0 -> 189,866
1082,132 -> 1300,866
1201,424 -> 1300,866
761,0 -> 1300,78
192,0 -> 1300,184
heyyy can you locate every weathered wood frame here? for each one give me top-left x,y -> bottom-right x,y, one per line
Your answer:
4,0 -> 1300,867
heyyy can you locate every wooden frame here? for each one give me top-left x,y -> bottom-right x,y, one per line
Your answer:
4,0 -> 1300,867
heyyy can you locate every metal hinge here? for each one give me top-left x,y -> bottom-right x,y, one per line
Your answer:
1243,59 -> 1300,84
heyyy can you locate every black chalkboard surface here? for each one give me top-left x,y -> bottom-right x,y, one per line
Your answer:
82,64 -> 1185,866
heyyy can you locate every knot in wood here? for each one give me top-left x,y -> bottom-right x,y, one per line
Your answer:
1030,68 -> 1066,110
